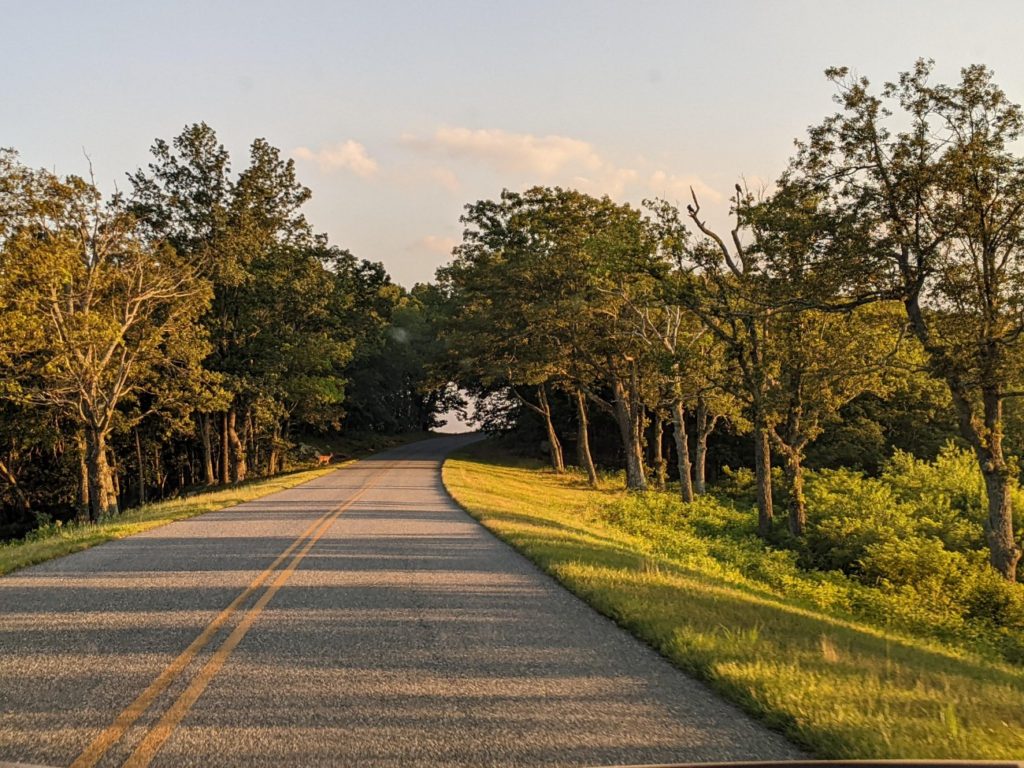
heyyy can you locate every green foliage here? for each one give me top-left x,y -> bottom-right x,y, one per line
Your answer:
601,444 -> 1024,652
2,127 -> 448,538
799,448 -> 1024,636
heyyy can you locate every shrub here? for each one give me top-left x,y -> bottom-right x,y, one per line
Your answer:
802,468 -> 917,574
597,447 -> 1024,660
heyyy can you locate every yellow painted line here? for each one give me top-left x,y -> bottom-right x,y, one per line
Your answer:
121,473 -> 381,768
69,463 -> 390,768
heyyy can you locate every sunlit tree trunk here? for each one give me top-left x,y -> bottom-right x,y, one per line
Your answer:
537,385 -> 565,473
610,372 -> 647,491
670,399 -> 694,503
227,408 -> 246,483
575,390 -> 598,487
84,426 -> 118,521
694,395 -> 718,496
268,422 -> 282,476
753,409 -> 774,538
972,390 -> 1021,580
198,414 -> 215,485
220,413 -> 231,485
652,412 -> 667,491
76,432 -> 90,521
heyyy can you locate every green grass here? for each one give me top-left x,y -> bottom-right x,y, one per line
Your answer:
1,430 -> 434,577
442,441 -> 1024,760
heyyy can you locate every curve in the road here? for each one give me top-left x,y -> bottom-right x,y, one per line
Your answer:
0,434 -> 803,767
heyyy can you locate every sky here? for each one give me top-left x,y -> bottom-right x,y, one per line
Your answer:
3,1 -> 1024,288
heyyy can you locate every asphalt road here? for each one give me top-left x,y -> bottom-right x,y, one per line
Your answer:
0,434 -> 802,767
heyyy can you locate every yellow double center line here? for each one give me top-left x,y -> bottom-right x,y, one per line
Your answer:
72,463 -> 391,768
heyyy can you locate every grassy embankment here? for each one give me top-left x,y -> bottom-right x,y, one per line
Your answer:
0,431 -> 432,577
442,441 -> 1024,760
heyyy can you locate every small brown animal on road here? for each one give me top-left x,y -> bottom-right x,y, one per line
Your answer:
316,453 -> 334,466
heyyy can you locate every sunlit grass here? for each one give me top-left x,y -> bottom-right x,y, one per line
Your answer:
1,431 -> 432,576
442,442 -> 1024,759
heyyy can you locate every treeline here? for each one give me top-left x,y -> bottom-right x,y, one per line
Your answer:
434,61 -> 1024,582
0,124 -> 448,538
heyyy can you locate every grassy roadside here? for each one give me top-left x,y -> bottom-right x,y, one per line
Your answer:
0,430 -> 434,577
442,441 -> 1024,760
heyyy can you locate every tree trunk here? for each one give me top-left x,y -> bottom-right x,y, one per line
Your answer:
227,408 -> 246,483
694,396 -> 716,495
753,413 -> 774,538
245,410 -> 258,475
220,413 -> 230,485
199,414 -> 215,485
575,390 -> 598,487
268,422 -> 282,476
652,413 -> 667,491
611,374 -> 647,491
84,426 -> 118,521
76,432 -> 89,521
975,390 -> 1021,579
783,451 -> 806,537
109,449 -> 121,511
670,399 -> 694,502
537,385 -> 565,473
904,296 -> 1020,579
942,387 -> 1023,580
134,428 -> 146,505
982,467 -> 1021,580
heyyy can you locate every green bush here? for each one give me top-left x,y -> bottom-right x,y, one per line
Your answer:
802,468 -> 917,574
598,444 -> 1024,661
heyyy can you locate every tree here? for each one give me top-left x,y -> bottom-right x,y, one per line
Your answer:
129,123 -> 234,482
437,189 -> 581,474
438,187 -> 661,488
613,199 -> 742,501
0,152 -> 210,520
796,61 -> 1024,578
131,125 -> 326,483
752,183 -> 904,536
682,186 -> 778,535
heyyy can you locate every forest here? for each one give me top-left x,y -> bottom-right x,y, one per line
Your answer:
3,56 -> 1024,622
0,123 -> 452,540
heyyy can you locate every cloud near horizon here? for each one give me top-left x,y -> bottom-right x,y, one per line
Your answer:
403,126 -> 721,203
403,127 -> 603,177
293,140 -> 378,178
413,234 -> 459,256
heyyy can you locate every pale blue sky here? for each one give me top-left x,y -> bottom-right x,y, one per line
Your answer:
3,1 -> 1023,286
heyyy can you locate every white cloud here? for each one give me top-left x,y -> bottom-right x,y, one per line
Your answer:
413,235 -> 459,256
429,166 -> 461,192
293,140 -> 378,178
404,127 -> 603,177
403,125 -> 723,205
647,170 -> 723,205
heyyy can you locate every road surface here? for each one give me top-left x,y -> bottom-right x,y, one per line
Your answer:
0,435 -> 802,767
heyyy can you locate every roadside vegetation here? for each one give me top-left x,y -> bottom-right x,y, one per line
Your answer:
444,441 -> 1024,759
0,431 -> 431,576
1,125 -> 455,543
434,60 -> 1024,590
5,56 -> 1024,756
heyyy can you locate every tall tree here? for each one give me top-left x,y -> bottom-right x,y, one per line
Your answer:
129,123 -> 234,482
438,187 -> 660,488
796,61 -> 1024,578
131,126 -> 319,483
682,186 -> 777,535
752,183 -> 904,536
0,152 -> 210,520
